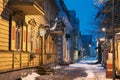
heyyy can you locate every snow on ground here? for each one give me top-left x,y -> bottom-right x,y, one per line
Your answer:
51,65 -> 62,70
69,57 -> 112,80
80,57 -> 98,64
20,57 -> 113,80
86,70 -> 95,78
21,72 -> 40,80
80,59 -> 98,64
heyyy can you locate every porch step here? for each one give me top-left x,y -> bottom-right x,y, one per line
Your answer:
37,66 -> 54,75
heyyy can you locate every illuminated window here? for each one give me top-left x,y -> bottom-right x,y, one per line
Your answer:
15,20 -> 22,51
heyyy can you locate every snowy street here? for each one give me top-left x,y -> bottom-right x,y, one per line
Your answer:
1,0 -> 120,80
34,58 -> 113,80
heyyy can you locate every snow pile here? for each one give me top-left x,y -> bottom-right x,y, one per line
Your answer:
73,77 -> 82,80
69,63 -> 82,68
21,72 -> 40,80
85,70 -> 95,78
80,60 -> 98,64
51,65 -> 61,70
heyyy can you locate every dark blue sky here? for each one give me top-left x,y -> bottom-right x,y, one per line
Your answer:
64,0 -> 98,35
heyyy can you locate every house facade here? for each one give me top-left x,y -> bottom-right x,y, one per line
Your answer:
56,0 -> 73,62
69,10 -> 82,61
0,0 -> 59,79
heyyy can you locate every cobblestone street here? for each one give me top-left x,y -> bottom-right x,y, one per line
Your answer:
36,59 -> 113,80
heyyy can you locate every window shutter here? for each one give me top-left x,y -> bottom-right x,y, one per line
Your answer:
23,26 -> 26,51
12,26 -> 15,40
24,30 -> 26,42
27,27 -> 31,52
11,21 -> 16,50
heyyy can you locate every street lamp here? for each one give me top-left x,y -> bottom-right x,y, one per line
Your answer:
102,28 -> 106,32
102,28 -> 107,42
38,24 -> 46,64
99,37 -> 105,41
89,44 -> 91,47
89,44 -> 92,57
39,27 -> 46,37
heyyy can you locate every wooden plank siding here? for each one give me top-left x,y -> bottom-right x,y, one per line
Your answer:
0,52 -> 13,71
0,0 -> 58,73
0,0 -> 12,51
13,52 -> 21,69
32,54 -> 40,66
44,34 -> 58,65
0,51 -> 41,72
25,15 -> 46,26
25,15 -> 46,52
24,15 -> 46,66
21,52 -> 29,67
0,0 -> 3,15
44,54 -> 56,65
0,18 -> 9,50
27,26 -> 31,52
116,41 -> 120,74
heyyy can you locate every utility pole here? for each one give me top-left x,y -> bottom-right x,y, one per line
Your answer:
112,0 -> 116,80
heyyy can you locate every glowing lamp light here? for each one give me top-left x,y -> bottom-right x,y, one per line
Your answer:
100,37 -> 105,41
39,27 -> 46,37
102,28 -> 106,32
89,44 -> 91,47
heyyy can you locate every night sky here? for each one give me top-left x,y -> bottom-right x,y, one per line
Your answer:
64,0 -> 98,35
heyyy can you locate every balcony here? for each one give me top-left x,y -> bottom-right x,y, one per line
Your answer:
9,0 -> 44,15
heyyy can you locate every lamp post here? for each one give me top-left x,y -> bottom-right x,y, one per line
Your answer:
102,28 -> 107,42
112,0 -> 116,79
39,25 -> 46,65
89,44 -> 91,57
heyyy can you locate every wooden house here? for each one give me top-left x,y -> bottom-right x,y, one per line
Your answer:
0,0 -> 59,79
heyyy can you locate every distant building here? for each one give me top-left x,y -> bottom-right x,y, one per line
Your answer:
90,37 -> 98,57
69,10 -> 82,61
81,35 -> 92,57
56,0 -> 73,62
68,10 -> 76,61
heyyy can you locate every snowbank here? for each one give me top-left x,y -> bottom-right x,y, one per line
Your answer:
21,72 -> 40,80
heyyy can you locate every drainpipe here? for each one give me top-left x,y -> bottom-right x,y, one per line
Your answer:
9,15 -> 12,51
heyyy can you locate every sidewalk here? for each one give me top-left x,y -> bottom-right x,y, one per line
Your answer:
35,63 -> 112,80
69,63 -> 112,80
21,57 -> 114,80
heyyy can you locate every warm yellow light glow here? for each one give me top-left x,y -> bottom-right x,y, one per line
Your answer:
102,28 -> 106,32
100,37 -> 105,41
116,32 -> 120,35
39,28 -> 46,37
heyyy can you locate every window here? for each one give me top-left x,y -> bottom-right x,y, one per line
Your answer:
58,37 -> 61,40
30,27 -> 34,52
36,38 -> 39,49
58,47 -> 61,50
15,20 -> 22,51
58,42 -> 61,45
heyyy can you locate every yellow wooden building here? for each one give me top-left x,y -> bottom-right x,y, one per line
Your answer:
0,0 -> 59,79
